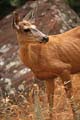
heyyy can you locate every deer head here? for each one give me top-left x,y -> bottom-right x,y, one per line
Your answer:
13,12 -> 49,44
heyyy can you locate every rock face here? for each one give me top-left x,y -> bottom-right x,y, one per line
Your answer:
0,0 -> 80,91
25,0 -> 80,34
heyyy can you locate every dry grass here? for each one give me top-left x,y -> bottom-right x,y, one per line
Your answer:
0,74 -> 80,120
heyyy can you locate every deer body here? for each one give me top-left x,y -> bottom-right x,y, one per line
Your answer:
13,13 -> 80,120
18,26 -> 80,80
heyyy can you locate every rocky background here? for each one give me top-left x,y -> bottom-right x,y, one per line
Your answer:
0,0 -> 80,120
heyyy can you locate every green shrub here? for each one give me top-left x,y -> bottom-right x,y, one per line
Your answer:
0,0 -> 26,7
66,0 -> 80,7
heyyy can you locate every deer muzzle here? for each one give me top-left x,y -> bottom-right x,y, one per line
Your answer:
40,36 -> 49,43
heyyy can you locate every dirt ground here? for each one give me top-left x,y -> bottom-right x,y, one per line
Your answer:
0,0 -> 80,120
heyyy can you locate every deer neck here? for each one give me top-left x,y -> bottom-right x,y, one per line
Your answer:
21,42 -> 42,54
19,42 -> 42,69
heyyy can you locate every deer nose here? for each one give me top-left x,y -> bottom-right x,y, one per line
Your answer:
41,36 -> 49,43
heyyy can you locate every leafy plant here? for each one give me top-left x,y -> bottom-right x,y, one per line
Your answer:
10,0 -> 26,7
66,0 -> 80,7
65,0 -> 80,16
0,0 -> 26,7
0,0 -> 26,19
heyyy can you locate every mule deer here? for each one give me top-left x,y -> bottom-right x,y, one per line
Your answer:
13,12 -> 80,120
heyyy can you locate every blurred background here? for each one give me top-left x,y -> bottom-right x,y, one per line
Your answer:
0,0 -> 80,19
0,0 -> 80,120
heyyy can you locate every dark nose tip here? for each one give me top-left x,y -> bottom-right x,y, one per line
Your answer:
42,36 -> 49,43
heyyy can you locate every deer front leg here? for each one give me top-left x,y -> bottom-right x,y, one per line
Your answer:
60,69 -> 80,120
46,79 -> 55,119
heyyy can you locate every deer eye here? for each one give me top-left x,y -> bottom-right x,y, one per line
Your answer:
23,28 -> 30,32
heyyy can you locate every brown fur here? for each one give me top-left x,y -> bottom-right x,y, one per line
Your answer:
17,26 -> 80,80
14,16 -> 80,119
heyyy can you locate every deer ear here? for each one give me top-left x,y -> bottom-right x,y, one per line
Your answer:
13,12 -> 20,30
